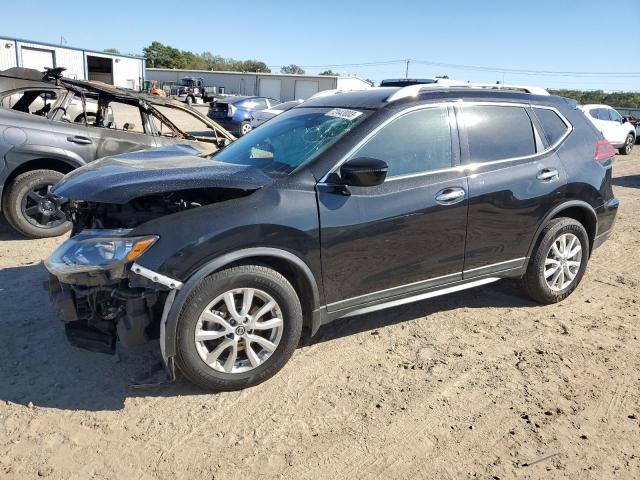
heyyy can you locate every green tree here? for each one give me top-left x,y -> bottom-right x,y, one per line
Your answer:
104,48 -> 120,54
280,64 -> 305,75
319,69 -> 338,76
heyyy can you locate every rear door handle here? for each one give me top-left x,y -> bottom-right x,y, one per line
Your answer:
536,168 -> 559,182
67,136 -> 92,145
435,187 -> 466,205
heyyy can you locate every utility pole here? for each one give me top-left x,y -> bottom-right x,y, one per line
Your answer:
405,59 -> 410,79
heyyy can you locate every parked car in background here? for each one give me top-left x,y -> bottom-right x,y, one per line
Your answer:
208,96 -> 281,136
0,68 -> 234,238
250,99 -> 303,128
622,114 -> 640,141
579,104 -> 635,155
45,84 -> 618,391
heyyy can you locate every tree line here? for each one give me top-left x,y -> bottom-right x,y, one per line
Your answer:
139,41 -> 341,76
548,89 -> 640,108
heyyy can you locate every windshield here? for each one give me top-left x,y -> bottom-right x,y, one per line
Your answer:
212,107 -> 368,176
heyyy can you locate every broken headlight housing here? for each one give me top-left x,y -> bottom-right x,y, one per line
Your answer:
45,229 -> 158,278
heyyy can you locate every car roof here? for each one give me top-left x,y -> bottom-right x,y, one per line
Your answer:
582,104 -> 614,109
301,87 -> 561,110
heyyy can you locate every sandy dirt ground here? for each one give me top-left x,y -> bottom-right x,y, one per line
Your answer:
1,149 -> 639,480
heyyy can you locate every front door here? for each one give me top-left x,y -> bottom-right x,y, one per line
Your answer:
318,106 -> 468,312
458,103 -> 569,277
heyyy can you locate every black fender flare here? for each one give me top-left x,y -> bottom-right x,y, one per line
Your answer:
162,247 -> 321,359
526,200 -> 598,260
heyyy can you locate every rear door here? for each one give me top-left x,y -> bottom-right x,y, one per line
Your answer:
606,108 -> 629,145
458,103 -> 569,277
318,105 -> 468,311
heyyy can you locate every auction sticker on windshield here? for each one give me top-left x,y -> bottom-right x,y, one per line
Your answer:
325,108 -> 363,121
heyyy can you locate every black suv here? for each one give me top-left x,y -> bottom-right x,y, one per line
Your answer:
45,85 -> 619,391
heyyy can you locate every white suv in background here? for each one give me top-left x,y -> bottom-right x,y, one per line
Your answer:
580,104 -> 636,155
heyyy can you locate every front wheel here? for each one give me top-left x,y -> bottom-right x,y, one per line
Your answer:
2,169 -> 71,238
185,96 -> 194,105
619,133 -> 635,155
175,265 -> 303,391
519,218 -> 589,304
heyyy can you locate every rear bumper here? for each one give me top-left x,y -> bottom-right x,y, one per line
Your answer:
593,197 -> 619,250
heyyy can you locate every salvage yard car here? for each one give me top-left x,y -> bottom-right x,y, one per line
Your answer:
579,104 -> 636,155
0,68 -> 234,238
208,95 -> 282,136
45,83 -> 619,391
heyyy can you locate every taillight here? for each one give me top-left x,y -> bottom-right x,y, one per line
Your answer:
227,104 -> 235,117
595,139 -> 615,162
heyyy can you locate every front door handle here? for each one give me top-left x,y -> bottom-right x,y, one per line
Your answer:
536,168 -> 559,182
67,136 -> 92,145
435,187 -> 466,205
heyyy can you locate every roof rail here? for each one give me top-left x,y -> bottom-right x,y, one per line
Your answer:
386,82 -> 550,102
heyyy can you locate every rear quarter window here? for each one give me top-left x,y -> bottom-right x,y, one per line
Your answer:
534,107 -> 570,146
462,105 -> 536,163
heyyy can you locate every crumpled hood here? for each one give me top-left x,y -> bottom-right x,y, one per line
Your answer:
51,144 -> 273,204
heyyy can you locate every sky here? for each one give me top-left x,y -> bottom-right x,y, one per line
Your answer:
3,0 -> 639,91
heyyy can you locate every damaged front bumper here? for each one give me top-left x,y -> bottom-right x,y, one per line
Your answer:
45,230 -> 182,379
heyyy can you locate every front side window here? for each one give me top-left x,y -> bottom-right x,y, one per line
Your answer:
213,107 -> 368,176
349,107 -> 452,177
152,105 -> 219,139
534,107 -> 570,146
462,105 -> 536,162
608,109 -> 623,122
99,101 -> 144,133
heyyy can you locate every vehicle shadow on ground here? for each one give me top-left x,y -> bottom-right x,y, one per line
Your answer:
312,280 -> 536,345
0,260 -> 538,411
0,217 -> 27,241
612,174 -> 640,189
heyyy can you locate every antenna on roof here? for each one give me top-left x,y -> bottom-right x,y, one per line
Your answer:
43,67 -> 66,85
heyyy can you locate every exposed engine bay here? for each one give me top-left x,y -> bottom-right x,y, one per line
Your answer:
65,187 -> 249,231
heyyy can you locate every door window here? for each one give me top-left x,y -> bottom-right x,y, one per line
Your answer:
349,107 -> 453,177
0,89 -> 58,116
533,107 -> 570,146
100,101 -> 145,133
462,105 -> 536,162
608,109 -> 623,123
152,105 -> 219,139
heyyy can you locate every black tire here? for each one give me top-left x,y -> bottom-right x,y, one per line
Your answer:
185,95 -> 194,105
2,169 -> 71,238
618,133 -> 635,155
73,112 -> 97,124
175,265 -> 303,391
238,121 -> 252,136
520,217 -> 590,304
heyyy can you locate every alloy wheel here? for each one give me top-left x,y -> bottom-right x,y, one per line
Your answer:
544,233 -> 582,291
20,185 -> 66,229
624,134 -> 633,154
241,123 -> 252,135
194,288 -> 283,374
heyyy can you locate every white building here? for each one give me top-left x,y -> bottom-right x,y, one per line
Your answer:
0,36 -> 145,90
147,68 -> 372,101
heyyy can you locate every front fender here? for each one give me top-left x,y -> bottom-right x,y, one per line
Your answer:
160,246 -> 321,359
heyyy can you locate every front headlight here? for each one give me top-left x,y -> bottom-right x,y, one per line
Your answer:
45,229 -> 158,277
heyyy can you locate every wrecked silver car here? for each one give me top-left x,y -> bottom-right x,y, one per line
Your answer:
0,67 -> 234,238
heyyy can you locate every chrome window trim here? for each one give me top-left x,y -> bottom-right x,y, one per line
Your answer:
318,101 -> 573,183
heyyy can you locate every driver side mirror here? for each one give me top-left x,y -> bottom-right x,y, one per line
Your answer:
123,122 -> 136,131
340,157 -> 388,187
217,137 -> 231,149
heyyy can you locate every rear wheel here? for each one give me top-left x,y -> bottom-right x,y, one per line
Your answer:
175,265 -> 303,391
619,133 -> 635,155
520,218 -> 589,304
186,95 -> 194,105
2,169 -> 71,238
238,121 -> 252,136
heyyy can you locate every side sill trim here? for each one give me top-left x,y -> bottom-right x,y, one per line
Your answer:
340,277 -> 500,319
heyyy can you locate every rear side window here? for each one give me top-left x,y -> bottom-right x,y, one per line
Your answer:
351,107 -> 452,177
462,105 -> 536,162
534,107 -> 570,146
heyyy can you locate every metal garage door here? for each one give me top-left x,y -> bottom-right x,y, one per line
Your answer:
21,47 -> 54,71
294,80 -> 319,100
259,79 -> 281,101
